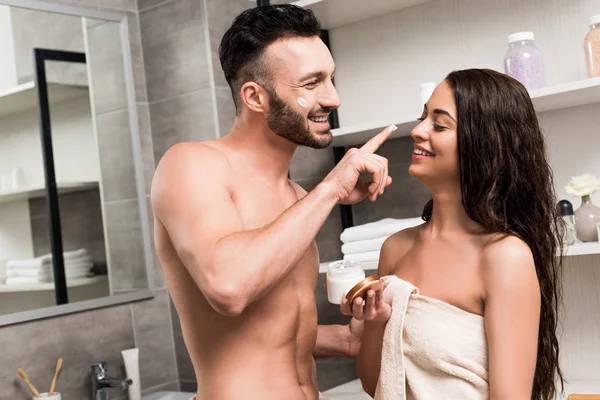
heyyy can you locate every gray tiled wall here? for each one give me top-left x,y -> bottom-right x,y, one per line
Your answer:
0,0 -> 177,398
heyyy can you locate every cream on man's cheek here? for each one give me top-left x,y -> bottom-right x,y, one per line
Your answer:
297,97 -> 309,108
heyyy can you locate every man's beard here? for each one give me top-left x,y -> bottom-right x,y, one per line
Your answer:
266,89 -> 333,149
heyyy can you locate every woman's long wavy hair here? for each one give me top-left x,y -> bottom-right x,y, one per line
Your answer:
421,69 -> 564,399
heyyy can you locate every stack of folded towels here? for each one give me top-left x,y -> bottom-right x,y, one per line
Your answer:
341,218 -> 424,264
4,248 -> 94,285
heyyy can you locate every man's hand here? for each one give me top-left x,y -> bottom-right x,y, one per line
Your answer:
340,287 -> 391,323
321,125 -> 396,205
348,318 -> 364,358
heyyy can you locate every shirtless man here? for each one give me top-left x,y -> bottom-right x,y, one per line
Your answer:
151,5 -> 394,399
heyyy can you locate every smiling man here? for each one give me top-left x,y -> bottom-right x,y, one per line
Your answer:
151,4 -> 394,400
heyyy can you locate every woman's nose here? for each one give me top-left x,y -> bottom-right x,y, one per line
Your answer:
410,120 -> 429,141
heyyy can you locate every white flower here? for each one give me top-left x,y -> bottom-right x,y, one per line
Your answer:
565,174 -> 600,197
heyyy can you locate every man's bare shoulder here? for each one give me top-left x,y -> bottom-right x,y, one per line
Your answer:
151,142 -> 233,211
155,141 -> 230,173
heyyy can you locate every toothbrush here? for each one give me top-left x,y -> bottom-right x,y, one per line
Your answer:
17,368 -> 41,397
48,358 -> 63,395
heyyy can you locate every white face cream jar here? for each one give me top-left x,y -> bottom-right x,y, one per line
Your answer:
326,260 -> 366,304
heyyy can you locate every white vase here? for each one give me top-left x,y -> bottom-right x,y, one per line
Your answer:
574,195 -> 600,242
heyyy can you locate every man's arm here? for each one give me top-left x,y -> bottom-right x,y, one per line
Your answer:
313,319 -> 363,358
152,143 -> 338,316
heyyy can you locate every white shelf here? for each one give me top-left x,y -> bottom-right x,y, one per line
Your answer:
530,77 -> 600,113
0,275 -> 106,293
332,78 -> 600,147
0,181 -> 99,205
292,0 -> 433,29
565,242 -> 600,257
0,81 -> 88,118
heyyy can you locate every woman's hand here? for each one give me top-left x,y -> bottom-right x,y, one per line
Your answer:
340,287 -> 391,322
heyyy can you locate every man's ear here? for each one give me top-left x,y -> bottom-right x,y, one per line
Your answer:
240,82 -> 270,114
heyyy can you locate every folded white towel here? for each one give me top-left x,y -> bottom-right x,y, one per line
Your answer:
7,258 -> 92,272
63,248 -> 90,260
40,248 -> 89,261
6,264 -> 92,278
342,235 -> 388,255
5,270 -> 92,285
7,255 -> 92,271
343,251 -> 380,263
6,257 -> 49,269
39,248 -> 91,262
340,218 -> 424,244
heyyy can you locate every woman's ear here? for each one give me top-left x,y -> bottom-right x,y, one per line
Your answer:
240,82 -> 270,114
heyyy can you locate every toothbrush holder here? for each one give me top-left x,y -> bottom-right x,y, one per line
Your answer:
34,393 -> 61,400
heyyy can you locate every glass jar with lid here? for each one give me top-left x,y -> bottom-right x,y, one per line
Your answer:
585,14 -> 600,78
504,31 -> 546,90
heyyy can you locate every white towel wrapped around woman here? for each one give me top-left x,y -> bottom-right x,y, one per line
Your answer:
375,275 -> 489,399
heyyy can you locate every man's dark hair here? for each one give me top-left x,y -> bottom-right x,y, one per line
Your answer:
219,4 -> 321,114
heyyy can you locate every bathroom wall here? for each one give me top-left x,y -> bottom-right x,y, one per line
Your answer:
0,0 -> 178,399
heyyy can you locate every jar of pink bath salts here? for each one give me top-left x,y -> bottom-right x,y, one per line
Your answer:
504,32 -> 546,90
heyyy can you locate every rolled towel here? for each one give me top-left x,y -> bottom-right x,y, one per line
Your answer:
343,250 -> 380,263
342,235 -> 388,255
340,218 -> 424,243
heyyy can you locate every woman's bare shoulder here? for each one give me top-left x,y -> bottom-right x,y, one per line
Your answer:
377,224 -> 423,276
